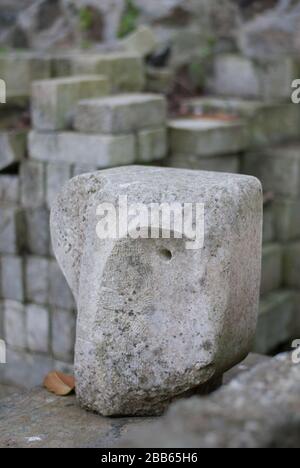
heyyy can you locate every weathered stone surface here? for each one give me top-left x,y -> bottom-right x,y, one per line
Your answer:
0,352 -> 276,448
242,145 -> 300,199
0,52 -> 51,99
51,308 -> 76,363
48,260 -> 75,311
0,387 -> 153,448
20,161 -> 45,208
29,131 -> 136,167
46,163 -> 72,208
72,52 -> 145,93
32,75 -> 109,131
0,255 -> 24,302
263,202 -> 275,244
26,304 -> 49,354
137,128 -> 167,162
146,67 -> 174,94
208,54 -> 299,100
50,166 -> 262,416
254,291 -> 295,355
274,198 -> 300,242
25,256 -> 49,305
122,25 -> 157,56
0,131 -> 27,171
0,206 -> 25,255
166,154 -> 239,173
122,353 -> 300,448
283,242 -> 300,289
1,346 -> 53,388
260,243 -> 282,296
3,300 -> 26,349
75,94 -> 167,134
24,207 -> 50,257
0,175 -> 19,204
183,97 -> 300,148
169,119 -> 247,157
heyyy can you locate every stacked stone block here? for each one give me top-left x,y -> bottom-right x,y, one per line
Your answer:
0,71 -> 168,387
167,86 -> 300,354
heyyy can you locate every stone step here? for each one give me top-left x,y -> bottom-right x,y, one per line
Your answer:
183,96 -> 300,148
71,52 -> 145,93
31,76 -> 109,132
169,118 -> 247,157
74,93 -> 167,135
0,52 -> 51,102
0,353 -> 294,448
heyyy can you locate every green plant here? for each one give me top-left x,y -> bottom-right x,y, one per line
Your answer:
118,0 -> 140,39
79,7 -> 94,32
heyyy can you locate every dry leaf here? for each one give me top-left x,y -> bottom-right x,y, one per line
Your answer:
43,371 -> 75,396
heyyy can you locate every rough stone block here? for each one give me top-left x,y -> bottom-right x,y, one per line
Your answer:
26,304 -> 49,354
0,175 -> 19,204
0,52 -> 51,99
46,163 -> 72,208
20,161 -> 45,208
146,67 -> 174,94
242,145 -> 300,199
3,300 -> 26,349
25,256 -> 49,305
208,54 -> 298,100
24,207 -> 50,257
29,131 -> 136,167
166,154 -> 240,173
283,242 -> 300,289
260,243 -> 282,296
254,291 -> 295,354
274,198 -> 300,242
122,25 -> 157,56
75,94 -> 167,134
137,128 -> 167,162
48,261 -> 75,311
263,202 -> 275,244
0,255 -> 24,302
169,119 -> 247,157
0,131 -> 27,171
51,309 -> 76,362
32,75 -> 109,131
72,52 -> 145,92
50,166 -> 262,416
183,97 -> 300,148
0,206 -> 25,255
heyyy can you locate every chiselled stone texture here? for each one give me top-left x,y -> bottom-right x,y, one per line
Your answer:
51,166 -> 262,416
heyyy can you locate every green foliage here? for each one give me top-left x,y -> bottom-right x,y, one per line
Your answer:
79,7 -> 94,32
118,0 -> 140,39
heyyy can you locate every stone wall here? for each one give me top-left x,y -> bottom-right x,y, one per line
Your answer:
1,1 -> 299,59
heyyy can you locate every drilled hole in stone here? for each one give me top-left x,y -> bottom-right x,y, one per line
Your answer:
159,248 -> 173,261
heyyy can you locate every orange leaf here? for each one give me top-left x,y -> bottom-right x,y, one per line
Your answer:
43,371 -> 75,396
